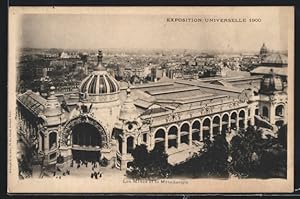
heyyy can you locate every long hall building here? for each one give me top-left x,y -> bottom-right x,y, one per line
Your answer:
17,50 -> 288,170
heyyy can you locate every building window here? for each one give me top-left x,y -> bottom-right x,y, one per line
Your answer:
143,133 -> 147,143
118,137 -> 122,154
127,137 -> 134,154
49,132 -> 57,150
275,105 -> 284,117
39,132 -> 45,151
255,108 -> 259,115
49,152 -> 57,160
262,106 -> 269,118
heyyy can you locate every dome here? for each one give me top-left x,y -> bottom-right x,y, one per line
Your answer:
262,53 -> 288,65
260,69 -> 284,94
260,43 -> 268,55
79,50 -> 120,95
79,72 -> 120,95
119,87 -> 139,121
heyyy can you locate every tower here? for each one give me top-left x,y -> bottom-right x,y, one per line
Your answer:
113,86 -> 142,170
258,69 -> 287,128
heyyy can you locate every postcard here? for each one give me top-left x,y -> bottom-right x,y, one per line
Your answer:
8,6 -> 294,193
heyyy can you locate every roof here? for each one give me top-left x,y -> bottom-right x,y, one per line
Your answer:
146,86 -> 200,96
176,80 -> 244,93
17,91 -> 46,116
262,53 -> 288,65
251,66 -> 287,76
210,80 -> 233,87
134,99 -> 153,109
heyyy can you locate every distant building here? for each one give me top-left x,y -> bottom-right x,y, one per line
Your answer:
259,43 -> 269,59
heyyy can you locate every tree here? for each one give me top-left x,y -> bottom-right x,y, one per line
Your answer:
127,144 -> 171,179
172,134 -> 229,178
229,125 -> 287,178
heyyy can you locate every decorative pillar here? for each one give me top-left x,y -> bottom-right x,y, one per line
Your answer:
44,133 -> 49,153
147,133 -> 152,151
250,105 -> 256,126
200,122 -> 203,141
284,104 -> 287,124
134,135 -> 138,148
188,125 -> 192,147
236,115 -> 240,131
209,119 -> 213,141
219,120 -> 222,133
244,114 -> 248,129
177,130 -> 181,148
39,132 -> 42,152
269,103 -> 276,125
122,137 -> 127,156
165,131 -> 168,152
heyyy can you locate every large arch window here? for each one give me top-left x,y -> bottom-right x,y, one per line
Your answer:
192,121 -> 200,141
155,129 -> 166,149
239,110 -> 246,129
221,114 -> 229,134
212,116 -> 220,136
180,123 -> 189,145
49,131 -> 57,150
168,126 -> 178,148
230,112 -> 237,129
202,118 -> 211,140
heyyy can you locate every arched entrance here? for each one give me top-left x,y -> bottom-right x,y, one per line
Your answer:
63,116 -> 109,162
71,123 -> 102,162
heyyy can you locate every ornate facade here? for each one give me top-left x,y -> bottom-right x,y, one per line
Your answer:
17,50 -> 288,170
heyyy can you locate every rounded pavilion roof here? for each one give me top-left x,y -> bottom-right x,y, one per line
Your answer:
260,69 -> 284,93
262,53 -> 288,65
79,50 -> 120,95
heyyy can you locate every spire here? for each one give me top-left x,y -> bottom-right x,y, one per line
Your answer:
95,50 -> 106,71
119,83 -> 138,121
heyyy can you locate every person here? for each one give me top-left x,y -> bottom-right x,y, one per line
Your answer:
94,171 -> 98,179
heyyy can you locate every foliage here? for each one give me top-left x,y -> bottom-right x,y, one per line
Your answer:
229,125 -> 287,178
127,144 -> 171,179
172,134 -> 229,178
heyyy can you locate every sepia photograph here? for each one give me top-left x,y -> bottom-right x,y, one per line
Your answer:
7,6 -> 294,193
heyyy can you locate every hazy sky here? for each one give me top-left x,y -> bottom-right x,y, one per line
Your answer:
19,7 -> 290,52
